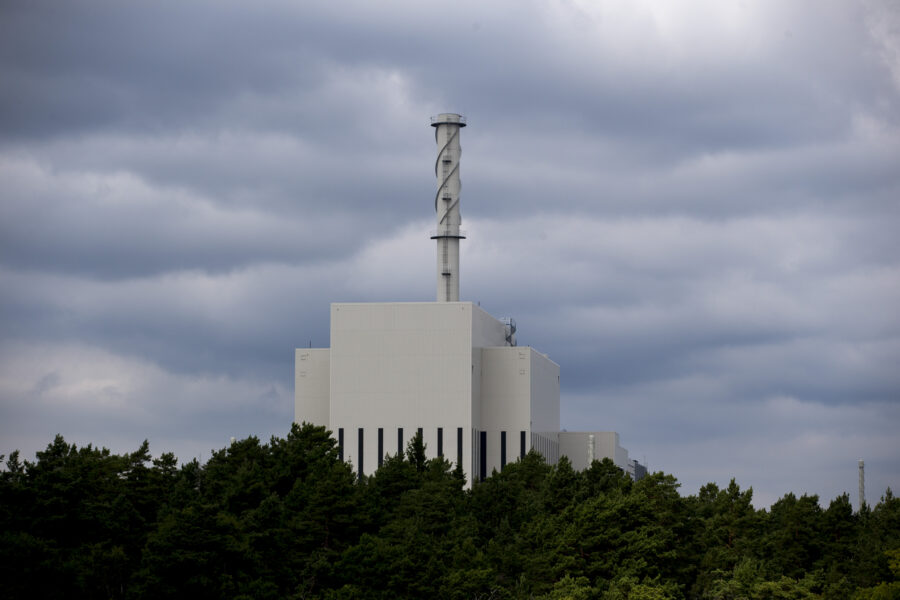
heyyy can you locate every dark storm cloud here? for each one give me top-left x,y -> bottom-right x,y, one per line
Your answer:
0,264 -> 337,382
0,0 -> 325,138
4,0 -> 887,154
0,163 -> 347,278
0,0 -> 897,507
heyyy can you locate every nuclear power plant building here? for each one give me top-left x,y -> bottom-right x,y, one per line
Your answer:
294,114 -> 639,485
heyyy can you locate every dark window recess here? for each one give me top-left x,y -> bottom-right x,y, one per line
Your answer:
378,428 -> 384,467
457,427 -> 463,468
338,428 -> 344,462
398,428 -> 404,456
479,431 -> 487,482
358,428 -> 364,480
438,427 -> 444,457
501,431 -> 507,469
520,431 -> 526,459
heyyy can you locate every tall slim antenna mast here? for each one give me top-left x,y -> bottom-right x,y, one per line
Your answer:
859,459 -> 865,510
430,113 -> 466,302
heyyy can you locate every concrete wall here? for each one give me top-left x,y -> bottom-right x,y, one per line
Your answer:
327,302 -> 479,481
294,348 -> 330,427
530,349 -> 560,435
558,431 -> 592,471
471,304 -> 508,348
559,431 -> 629,473
478,346 -> 561,472
529,349 -> 560,466
480,347 -> 531,474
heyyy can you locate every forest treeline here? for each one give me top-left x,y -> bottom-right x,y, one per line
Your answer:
1,424 -> 898,600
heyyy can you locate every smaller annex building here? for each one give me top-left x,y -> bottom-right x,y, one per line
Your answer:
559,431 -> 646,480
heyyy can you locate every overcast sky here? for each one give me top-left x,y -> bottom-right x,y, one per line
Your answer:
2,0 -> 898,509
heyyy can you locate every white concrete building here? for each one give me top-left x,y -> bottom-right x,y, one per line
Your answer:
294,113 -> 637,484
296,301 -> 559,484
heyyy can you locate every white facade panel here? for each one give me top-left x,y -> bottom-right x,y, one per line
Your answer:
529,349 -> 560,466
327,302 -> 477,481
471,305 -> 509,348
480,347 -> 532,475
471,304 -> 511,445
530,349 -> 560,434
559,431 -> 630,473
477,346 -> 561,473
294,348 -> 330,427
480,347 -> 531,430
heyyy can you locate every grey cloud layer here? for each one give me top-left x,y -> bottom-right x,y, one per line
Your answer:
1,0 -> 897,507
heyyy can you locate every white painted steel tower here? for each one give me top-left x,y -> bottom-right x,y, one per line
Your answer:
431,113 -> 466,302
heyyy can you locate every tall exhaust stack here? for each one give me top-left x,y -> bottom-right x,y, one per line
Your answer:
859,459 -> 865,510
431,113 -> 466,302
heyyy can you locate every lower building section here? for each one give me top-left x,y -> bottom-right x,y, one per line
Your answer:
559,431 -> 629,473
629,458 -> 648,481
330,425 -> 644,482
295,302 -> 642,484
532,431 -> 560,466
329,424 -> 565,484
